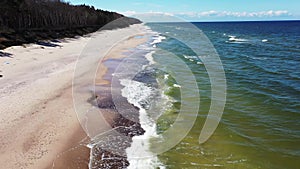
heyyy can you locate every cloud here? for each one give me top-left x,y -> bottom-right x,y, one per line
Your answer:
121,10 -> 293,21
121,11 -> 178,22
147,11 -> 174,16
177,10 -> 291,19
220,10 -> 290,17
122,10 -> 137,16
121,11 -> 174,17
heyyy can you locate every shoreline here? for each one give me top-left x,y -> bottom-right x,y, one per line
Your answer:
88,33 -> 149,168
0,24 -> 149,169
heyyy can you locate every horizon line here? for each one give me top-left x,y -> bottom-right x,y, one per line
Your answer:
138,19 -> 300,23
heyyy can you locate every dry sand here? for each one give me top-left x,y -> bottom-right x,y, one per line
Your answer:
0,24 -> 149,169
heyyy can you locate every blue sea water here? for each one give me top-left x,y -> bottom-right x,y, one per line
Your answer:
133,21 -> 300,169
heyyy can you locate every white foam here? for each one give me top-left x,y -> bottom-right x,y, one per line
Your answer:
121,79 -> 164,169
145,51 -> 156,65
164,74 -> 169,80
173,84 -> 181,88
151,35 -> 166,46
228,35 -> 248,42
229,41 -> 247,44
183,55 -> 198,59
229,37 -> 248,42
262,39 -> 268,42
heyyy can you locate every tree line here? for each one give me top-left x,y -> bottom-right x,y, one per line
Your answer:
0,0 -> 140,30
0,0 -> 141,49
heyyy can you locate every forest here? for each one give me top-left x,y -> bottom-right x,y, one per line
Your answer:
0,0 -> 141,49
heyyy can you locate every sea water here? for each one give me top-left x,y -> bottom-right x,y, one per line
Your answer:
147,21 -> 300,169
123,21 -> 300,169
93,21 -> 300,169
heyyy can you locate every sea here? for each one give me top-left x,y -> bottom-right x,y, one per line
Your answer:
96,21 -> 300,169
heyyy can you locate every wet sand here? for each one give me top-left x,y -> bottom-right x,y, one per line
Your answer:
88,34 -> 148,168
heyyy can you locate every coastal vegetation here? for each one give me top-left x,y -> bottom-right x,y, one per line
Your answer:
0,0 -> 141,49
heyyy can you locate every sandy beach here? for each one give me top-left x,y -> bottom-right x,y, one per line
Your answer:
0,24 -> 148,169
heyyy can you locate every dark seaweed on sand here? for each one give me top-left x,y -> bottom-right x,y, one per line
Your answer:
91,91 -> 145,168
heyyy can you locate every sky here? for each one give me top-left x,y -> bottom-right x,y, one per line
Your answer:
68,0 -> 300,21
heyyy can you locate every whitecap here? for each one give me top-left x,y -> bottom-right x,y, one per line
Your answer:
151,35 -> 166,45
183,55 -> 198,59
229,41 -> 248,44
229,37 -> 248,42
228,35 -> 248,42
173,84 -> 181,88
145,51 -> 156,65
